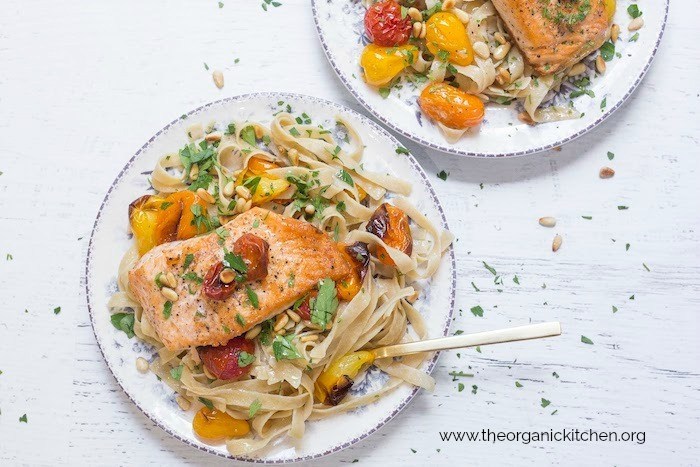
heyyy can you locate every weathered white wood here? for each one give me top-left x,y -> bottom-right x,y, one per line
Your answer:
0,0 -> 698,465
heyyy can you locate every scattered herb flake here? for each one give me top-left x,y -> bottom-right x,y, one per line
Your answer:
581,335 -> 594,345
470,305 -> 484,317
272,334 -> 302,360
170,365 -> 184,381
249,399 -> 262,418
246,285 -> 259,308
163,301 -> 172,319
437,170 -> 449,181
541,398 -> 551,408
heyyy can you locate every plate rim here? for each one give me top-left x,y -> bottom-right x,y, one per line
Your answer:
311,0 -> 670,158
85,92 -> 457,463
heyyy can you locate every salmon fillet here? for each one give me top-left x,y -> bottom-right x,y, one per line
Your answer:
490,0 -> 611,75
128,207 -> 352,351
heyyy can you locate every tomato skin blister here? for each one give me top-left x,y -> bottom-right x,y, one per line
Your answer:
418,83 -> 485,130
364,0 -> 412,47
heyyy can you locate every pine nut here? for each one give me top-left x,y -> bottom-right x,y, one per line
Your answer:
539,217 -> 557,228
219,268 -> 236,284
287,310 -> 301,323
136,357 -> 149,372
407,7 -> 422,22
610,23 -> 620,42
300,334 -> 319,343
552,234 -> 562,252
287,148 -> 299,164
243,199 -> 253,212
189,164 -> 199,181
165,272 -> 177,288
176,396 -> 191,411
212,70 -> 224,89
473,41 -> 490,59
161,287 -> 179,301
494,32 -> 507,45
496,67 -> 511,86
196,188 -> 215,204
628,17 -> 644,31
442,0 -> 455,10
223,180 -> 235,197
235,185 -> 251,199
476,94 -> 489,102
419,22 -> 427,39
493,43 -> 511,61
205,131 -> 222,142
254,126 -> 264,139
284,319 -> 295,330
273,314 -> 289,332
245,325 -> 262,340
599,166 -> 615,179
451,9 -> 470,24
568,63 -> 587,77
412,21 -> 422,38
595,55 -> 606,74
305,204 -> 315,215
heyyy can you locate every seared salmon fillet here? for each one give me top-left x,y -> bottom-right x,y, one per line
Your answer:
490,0 -> 611,75
128,208 -> 352,351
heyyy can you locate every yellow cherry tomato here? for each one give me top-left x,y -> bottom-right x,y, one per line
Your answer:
247,156 -> 280,175
419,82 -> 485,130
604,0 -> 616,21
192,407 -> 250,441
360,43 -> 418,87
314,351 -> 375,405
425,12 -> 473,67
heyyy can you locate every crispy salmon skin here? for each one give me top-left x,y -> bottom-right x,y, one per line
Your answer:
490,0 -> 612,75
128,208 -> 352,351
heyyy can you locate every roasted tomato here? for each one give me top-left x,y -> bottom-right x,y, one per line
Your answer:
203,262 -> 237,300
314,351 -> 375,405
604,0 -> 616,20
294,291 -> 316,321
366,203 -> 413,266
364,0 -> 412,46
337,242 -> 370,301
129,190 -> 208,255
193,407 -> 250,440
198,336 -> 256,381
425,12 -> 474,66
247,156 -> 280,175
233,233 -> 269,282
360,43 -> 419,86
419,82 -> 484,130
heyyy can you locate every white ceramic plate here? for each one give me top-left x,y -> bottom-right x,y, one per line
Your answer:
86,93 -> 456,462
312,0 -> 669,157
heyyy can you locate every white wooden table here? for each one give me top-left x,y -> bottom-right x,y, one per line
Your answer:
1,1 -> 698,465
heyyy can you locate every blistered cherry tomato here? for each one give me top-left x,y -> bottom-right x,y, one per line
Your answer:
198,336 -> 256,381
419,82 -> 484,129
294,291 -> 317,321
425,12 -> 474,66
360,43 -> 419,86
366,203 -> 413,267
203,262 -> 236,300
193,407 -> 250,440
336,242 -> 370,301
233,233 -> 269,282
364,0 -> 412,46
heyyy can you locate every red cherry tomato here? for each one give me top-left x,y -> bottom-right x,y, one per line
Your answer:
202,262 -> 236,300
198,336 -> 256,380
364,0 -> 412,47
233,233 -> 269,282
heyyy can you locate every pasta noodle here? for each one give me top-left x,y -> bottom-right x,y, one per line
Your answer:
109,111 -> 452,455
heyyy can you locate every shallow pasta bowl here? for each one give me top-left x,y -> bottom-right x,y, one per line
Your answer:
312,0 -> 669,157
85,92 -> 456,462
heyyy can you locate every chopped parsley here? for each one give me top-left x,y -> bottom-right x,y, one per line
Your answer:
170,365 -> 183,381
183,253 -> 195,271
223,249 -> 248,275
580,335 -> 594,345
617,205 -> 629,210
163,301 -> 173,319
272,334 -> 302,360
336,169 -> 355,187
199,397 -> 214,409
629,32 -> 639,42
110,313 -> 135,338
238,351 -> 255,367
437,170 -> 449,181
54,306 -> 61,315
240,125 -> 257,146
395,146 -> 409,155
236,313 -> 246,326
182,272 -> 203,284
310,278 -> 338,328
600,41 -> 615,62
249,399 -> 262,418
607,151 -> 615,160
515,381 -> 523,388
470,305 -> 484,317
448,371 -> 474,381
627,4 -> 642,18
458,383 -> 465,392
246,285 -> 259,308
215,227 -> 230,245
19,414 -> 27,423
540,398 -> 551,408
289,127 -> 301,137
336,201 -> 346,213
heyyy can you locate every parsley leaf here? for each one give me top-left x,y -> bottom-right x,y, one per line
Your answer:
600,41 -> 615,62
240,126 -> 257,146
272,334 -> 302,360
110,313 -> 135,338
199,397 -> 214,409
170,365 -> 183,381
395,146 -> 409,155
581,335 -> 594,345
310,278 -> 338,328
470,305 -> 484,317
236,313 -> 246,326
238,351 -> 255,367
249,399 -> 262,418
163,301 -> 172,319
627,4 -> 642,18
246,285 -> 259,308
336,169 -> 355,187
541,398 -> 551,408
437,170 -> 449,181
19,414 -> 27,423
223,248 -> 248,275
